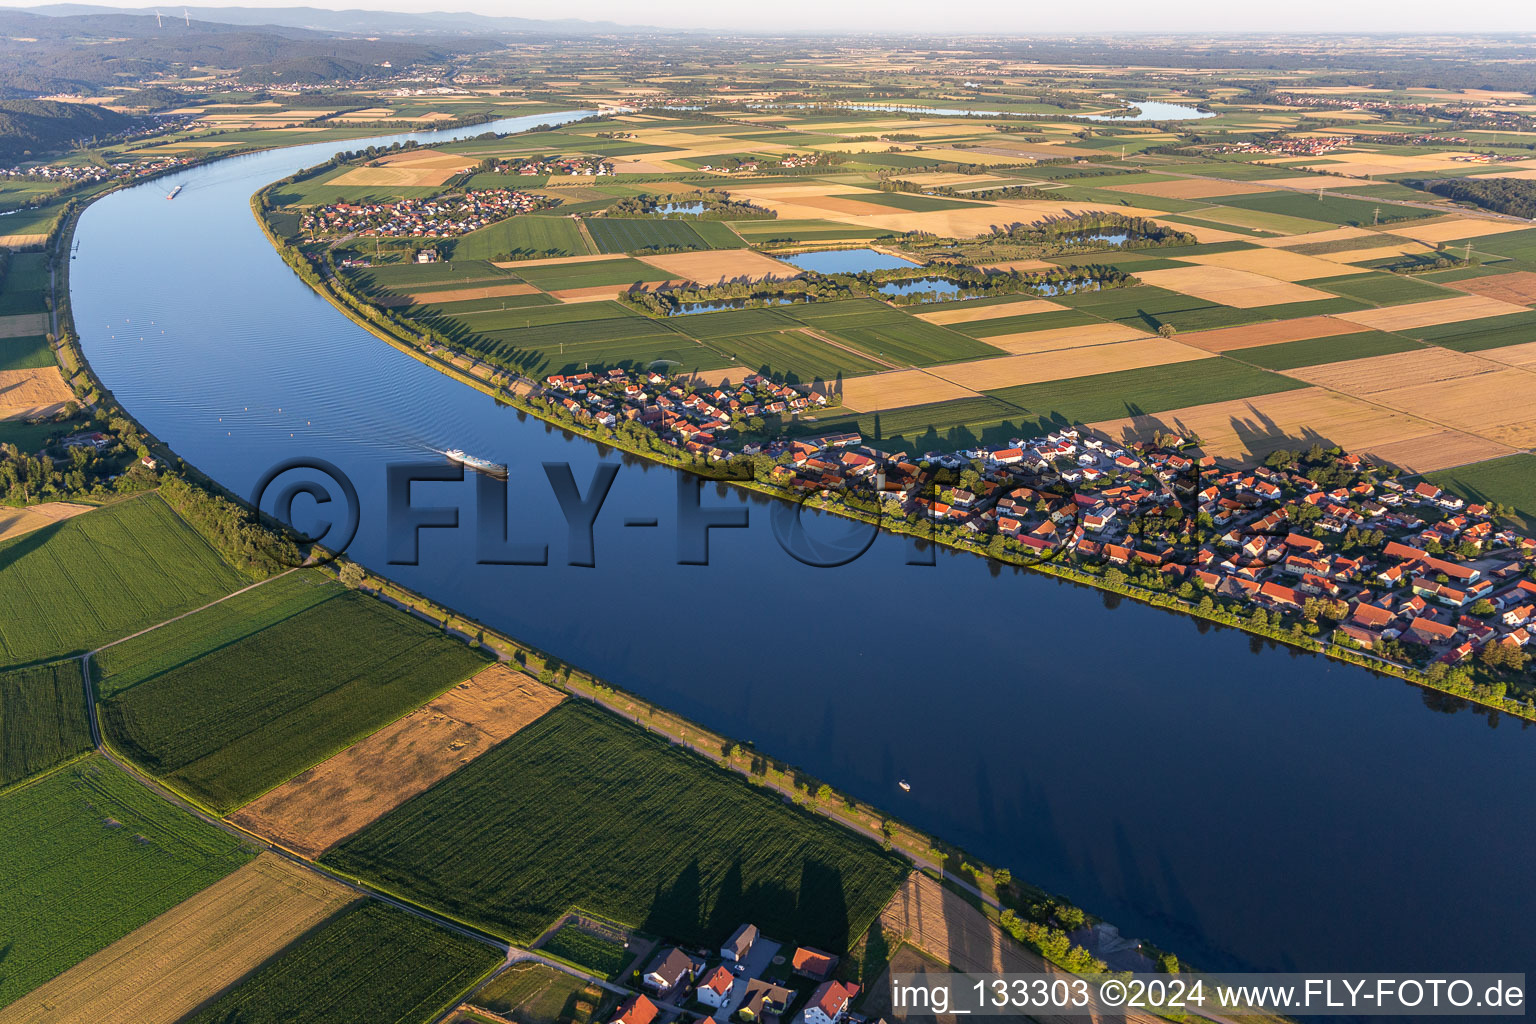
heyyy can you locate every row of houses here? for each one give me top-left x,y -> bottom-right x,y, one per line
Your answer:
609,922 -> 861,1024
541,366 -> 1534,682
483,154 -> 615,176
300,187 -> 546,237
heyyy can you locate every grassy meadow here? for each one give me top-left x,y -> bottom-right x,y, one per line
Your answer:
0,755 -> 254,1008
0,660 -> 91,788
97,585 -> 492,812
324,701 -> 908,951
0,495 -> 248,665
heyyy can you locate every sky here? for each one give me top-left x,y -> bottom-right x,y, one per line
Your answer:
4,0 -> 1536,33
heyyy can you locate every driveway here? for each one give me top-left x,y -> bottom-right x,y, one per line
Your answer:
712,935 -> 784,1022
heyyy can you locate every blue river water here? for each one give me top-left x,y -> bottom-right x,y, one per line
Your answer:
70,112 -> 1536,979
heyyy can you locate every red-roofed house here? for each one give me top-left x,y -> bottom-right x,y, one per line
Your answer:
804,981 -> 859,1024
791,947 -> 838,981
697,965 -> 738,1009
611,995 -> 660,1024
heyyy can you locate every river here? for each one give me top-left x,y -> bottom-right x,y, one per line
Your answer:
70,112 -> 1536,978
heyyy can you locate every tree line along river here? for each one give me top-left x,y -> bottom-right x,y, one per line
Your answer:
69,112 -> 1536,979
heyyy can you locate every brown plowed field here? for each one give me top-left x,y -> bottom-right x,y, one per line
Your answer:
1444,270 -> 1536,306
1178,316 -> 1369,353
875,873 -> 1162,1024
0,855 -> 355,1024
230,666 -> 563,857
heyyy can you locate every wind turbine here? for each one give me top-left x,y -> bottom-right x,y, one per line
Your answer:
155,9 -> 162,27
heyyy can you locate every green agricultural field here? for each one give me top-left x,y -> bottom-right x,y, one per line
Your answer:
0,333 -> 54,370
1467,228 -> 1536,262
540,925 -> 632,978
1423,454 -> 1536,533
986,359 -> 1308,430
729,219 -> 890,242
957,309 -> 1105,339
1214,190 -> 1438,226
467,316 -> 730,377
0,660 -> 90,788
514,257 -> 673,291
669,305 -> 802,338
348,260 -> 517,292
1055,284 -> 1253,333
0,252 -> 50,316
0,755 -> 255,1007
831,191 -> 978,212
419,298 -> 642,335
817,396 -> 1025,450
450,215 -> 593,261
473,962 -> 606,1024
404,292 -> 558,321
97,585 -> 491,812
585,217 -> 737,254
181,902 -> 499,1024
702,330 -> 886,384
1305,272 -> 1456,306
1237,331 -> 1423,371
0,417 -> 70,452
1413,310 -> 1536,352
813,318 -> 1003,366
0,494 -> 248,666
324,702 -> 907,951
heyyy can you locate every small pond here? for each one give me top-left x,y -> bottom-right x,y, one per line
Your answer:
781,248 -> 918,274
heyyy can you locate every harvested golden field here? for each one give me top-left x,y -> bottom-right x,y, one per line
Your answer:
0,313 -> 49,338
1180,247 -> 1370,282
1286,347 -> 1496,394
0,367 -> 73,419
1443,270 -> 1536,305
1312,243 -> 1434,265
1105,178 -> 1272,199
1365,369 -> 1536,448
838,369 -> 981,412
0,502 -> 93,542
1476,340 -> 1536,368
1135,265 -> 1335,307
1086,387 -> 1510,472
230,666 -> 563,857
1332,294 -> 1528,331
331,148 -> 477,188
877,873 -> 1163,1024
638,249 -> 797,283
1258,225 -> 1376,248
987,322 -> 1153,355
930,336 -> 1212,391
378,282 -> 539,308
1179,316 -> 1369,353
916,299 -> 1064,325
1389,216 -> 1533,243
0,855 -> 355,1024
0,233 -> 47,248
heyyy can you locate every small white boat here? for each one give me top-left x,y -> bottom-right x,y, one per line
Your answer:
165,184 -> 184,200
445,448 -> 508,478
898,780 -> 911,793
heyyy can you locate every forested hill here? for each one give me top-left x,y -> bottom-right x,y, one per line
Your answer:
0,98 -> 133,160
0,9 -> 470,95
1425,177 -> 1536,220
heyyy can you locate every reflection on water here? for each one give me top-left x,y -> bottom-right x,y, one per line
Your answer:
782,248 -> 917,274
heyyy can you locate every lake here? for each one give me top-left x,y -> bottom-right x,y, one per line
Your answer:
782,248 -> 918,274
70,112 -> 1536,980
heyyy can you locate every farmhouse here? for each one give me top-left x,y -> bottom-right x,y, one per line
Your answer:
697,965 -> 737,1008
722,922 -> 760,962
802,980 -> 859,1024
611,994 -> 661,1024
642,947 -> 701,997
